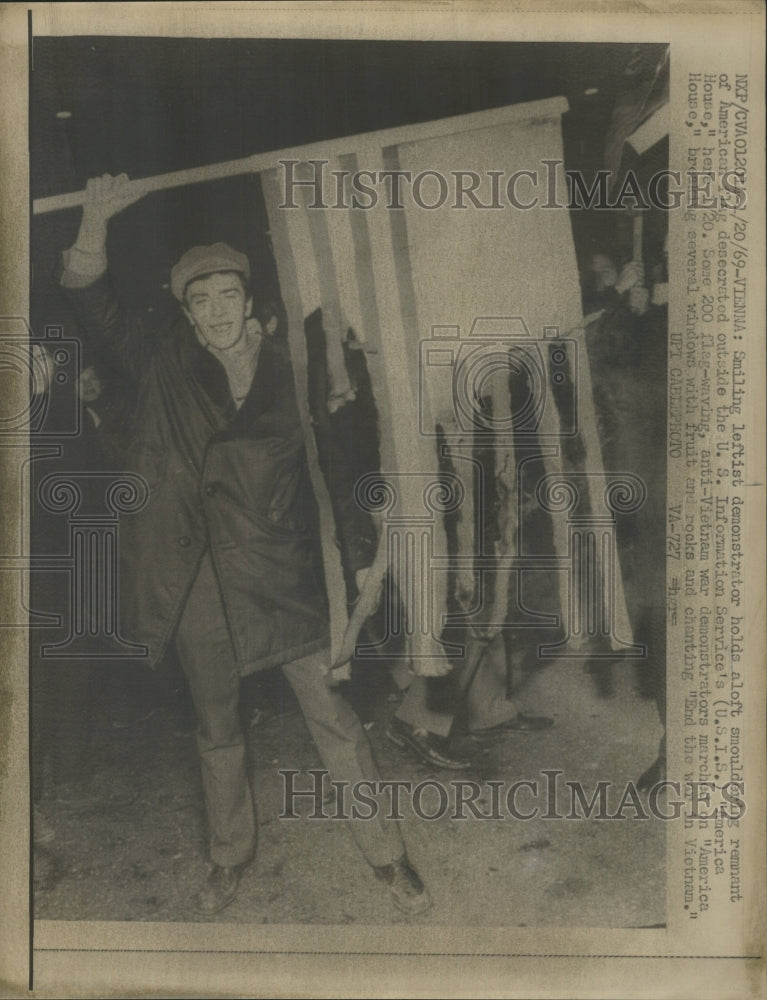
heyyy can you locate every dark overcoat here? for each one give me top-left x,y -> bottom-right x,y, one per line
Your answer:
64,274 -> 347,673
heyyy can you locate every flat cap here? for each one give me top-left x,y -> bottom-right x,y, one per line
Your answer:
170,242 -> 250,302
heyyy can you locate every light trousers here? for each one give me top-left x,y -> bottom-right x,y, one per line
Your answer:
175,551 -> 405,868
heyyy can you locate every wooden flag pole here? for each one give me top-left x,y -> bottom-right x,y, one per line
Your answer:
632,213 -> 644,263
32,96 -> 569,216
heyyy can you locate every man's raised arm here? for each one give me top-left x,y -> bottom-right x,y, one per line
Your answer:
61,173 -> 150,379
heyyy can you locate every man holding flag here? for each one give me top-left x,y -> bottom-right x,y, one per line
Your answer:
58,173 -> 431,917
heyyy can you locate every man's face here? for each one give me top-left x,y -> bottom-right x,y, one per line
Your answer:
77,365 -> 102,403
183,271 -> 252,351
591,254 -> 618,291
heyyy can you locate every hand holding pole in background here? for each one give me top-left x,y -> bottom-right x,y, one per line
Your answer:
614,259 -> 645,296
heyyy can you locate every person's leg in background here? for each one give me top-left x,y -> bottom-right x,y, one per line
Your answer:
465,633 -> 555,734
389,634 -> 553,768
388,669 -> 470,769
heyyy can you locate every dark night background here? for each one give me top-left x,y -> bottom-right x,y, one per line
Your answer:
31,37 -> 668,332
